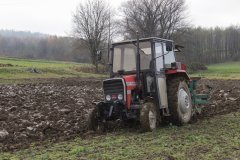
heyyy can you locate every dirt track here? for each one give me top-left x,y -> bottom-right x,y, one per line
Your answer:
0,78 -> 240,151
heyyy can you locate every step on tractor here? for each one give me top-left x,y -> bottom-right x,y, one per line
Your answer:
88,36 -> 211,132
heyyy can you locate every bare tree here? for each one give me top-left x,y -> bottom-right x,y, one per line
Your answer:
120,0 -> 188,39
73,0 -> 111,72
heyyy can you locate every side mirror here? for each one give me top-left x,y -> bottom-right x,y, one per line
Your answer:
174,45 -> 184,52
166,42 -> 173,51
96,50 -> 102,61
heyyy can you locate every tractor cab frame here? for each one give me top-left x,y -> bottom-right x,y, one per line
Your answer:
88,37 -> 211,131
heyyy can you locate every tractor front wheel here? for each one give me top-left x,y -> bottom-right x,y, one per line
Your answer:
87,107 -> 105,132
140,102 -> 158,132
167,77 -> 192,125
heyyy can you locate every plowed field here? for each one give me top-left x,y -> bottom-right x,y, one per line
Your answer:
0,78 -> 239,152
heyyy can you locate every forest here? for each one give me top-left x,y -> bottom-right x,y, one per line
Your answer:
0,30 -> 90,63
1,26 -> 239,65
179,26 -> 240,64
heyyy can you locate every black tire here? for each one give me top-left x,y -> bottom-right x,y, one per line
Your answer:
140,102 -> 158,132
167,77 -> 192,125
87,107 -> 105,132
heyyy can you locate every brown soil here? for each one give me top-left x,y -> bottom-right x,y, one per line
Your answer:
0,78 -> 103,151
198,79 -> 240,118
0,78 -> 239,152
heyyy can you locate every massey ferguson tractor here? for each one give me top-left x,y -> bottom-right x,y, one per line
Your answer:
88,37 -> 211,132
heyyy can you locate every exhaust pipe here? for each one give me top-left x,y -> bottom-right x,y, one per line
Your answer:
136,31 -> 141,88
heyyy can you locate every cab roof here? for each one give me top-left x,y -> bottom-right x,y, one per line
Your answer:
112,37 -> 173,46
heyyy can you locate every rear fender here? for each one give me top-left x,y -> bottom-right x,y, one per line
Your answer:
166,71 -> 190,81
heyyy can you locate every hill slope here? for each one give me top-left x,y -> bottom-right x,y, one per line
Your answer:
0,57 -> 106,83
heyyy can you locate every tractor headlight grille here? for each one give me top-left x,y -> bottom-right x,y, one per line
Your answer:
103,79 -> 125,102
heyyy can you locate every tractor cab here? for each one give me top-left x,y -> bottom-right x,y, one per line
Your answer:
88,37 -> 211,132
111,38 -> 177,76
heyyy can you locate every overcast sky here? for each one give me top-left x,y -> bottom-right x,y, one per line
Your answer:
0,0 -> 240,36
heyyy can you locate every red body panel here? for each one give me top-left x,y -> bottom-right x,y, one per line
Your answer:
165,69 -> 186,74
181,64 -> 187,70
165,63 -> 189,79
165,63 -> 187,74
123,75 -> 137,109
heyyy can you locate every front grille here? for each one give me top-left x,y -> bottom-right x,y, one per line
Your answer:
103,79 -> 124,96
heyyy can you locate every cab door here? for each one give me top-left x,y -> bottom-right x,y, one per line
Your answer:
154,42 -> 169,115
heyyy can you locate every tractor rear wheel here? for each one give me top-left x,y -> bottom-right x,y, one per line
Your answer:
167,77 -> 192,125
140,102 -> 158,132
87,107 -> 105,132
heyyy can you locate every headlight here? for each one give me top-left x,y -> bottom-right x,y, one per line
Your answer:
106,95 -> 111,101
118,94 -> 123,100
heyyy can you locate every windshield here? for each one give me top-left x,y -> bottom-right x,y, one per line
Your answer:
113,42 -> 151,73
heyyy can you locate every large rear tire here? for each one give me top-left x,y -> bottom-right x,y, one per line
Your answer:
140,102 -> 158,132
167,77 -> 192,125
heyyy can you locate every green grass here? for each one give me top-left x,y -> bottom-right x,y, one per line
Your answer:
191,61 -> 240,79
0,57 -> 239,81
1,112 -> 240,160
0,57 -> 107,82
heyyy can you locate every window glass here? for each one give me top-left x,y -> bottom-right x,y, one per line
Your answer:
113,48 -> 121,72
155,43 -> 164,70
123,48 -> 136,71
113,42 -> 151,72
163,43 -> 176,65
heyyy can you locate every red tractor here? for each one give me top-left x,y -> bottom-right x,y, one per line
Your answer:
88,37 -> 210,131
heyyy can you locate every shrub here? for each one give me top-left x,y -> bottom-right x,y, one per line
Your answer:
188,62 -> 208,73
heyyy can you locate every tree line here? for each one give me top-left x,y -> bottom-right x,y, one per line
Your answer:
178,26 -> 240,64
73,0 -> 240,68
0,0 -> 240,68
0,30 -> 91,63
